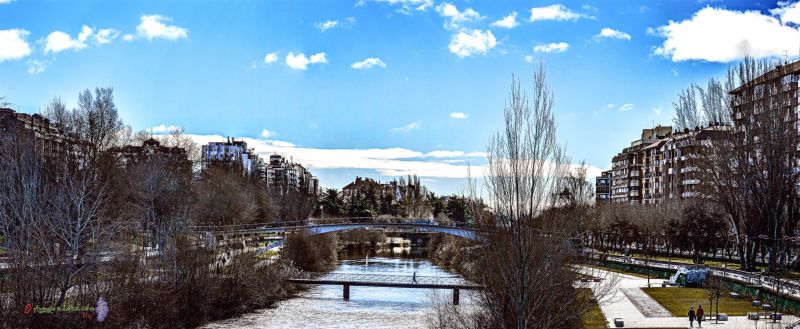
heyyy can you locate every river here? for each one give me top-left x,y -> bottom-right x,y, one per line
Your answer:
203,248 -> 468,329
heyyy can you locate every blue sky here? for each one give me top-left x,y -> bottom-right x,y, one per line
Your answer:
0,0 -> 797,194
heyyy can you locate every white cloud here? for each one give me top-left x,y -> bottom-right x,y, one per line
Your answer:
524,55 -> 534,63
424,150 -> 485,158
135,15 -> 188,41
315,20 -> 339,32
771,1 -> 800,24
371,0 -> 434,14
491,11 -> 519,29
652,107 -> 662,116
94,28 -> 120,44
654,6 -> 800,62
44,25 -> 93,54
351,57 -> 386,69
285,52 -> 327,70
436,3 -> 482,29
533,42 -> 569,53
448,29 -> 496,58
529,4 -> 582,22
315,17 -> 355,32
260,129 -> 277,138
671,69 -> 679,76
0,0 -> 14,4
390,121 -> 421,132
606,103 -> 615,108
449,112 -> 467,119
122,34 -> 135,41
264,51 -> 279,64
618,103 -> 635,112
0,29 -> 31,62
595,27 -> 631,41
149,124 -> 180,133
26,59 -> 45,75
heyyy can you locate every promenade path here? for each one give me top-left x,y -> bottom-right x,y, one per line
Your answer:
582,267 -> 800,328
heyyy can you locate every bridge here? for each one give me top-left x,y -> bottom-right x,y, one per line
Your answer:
190,218 -> 482,249
288,272 -> 481,305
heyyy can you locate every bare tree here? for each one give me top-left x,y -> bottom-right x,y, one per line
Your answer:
464,64 -> 614,329
673,56 -> 800,272
35,155 -> 118,307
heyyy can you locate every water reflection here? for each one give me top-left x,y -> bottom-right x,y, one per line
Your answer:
204,249 -> 467,329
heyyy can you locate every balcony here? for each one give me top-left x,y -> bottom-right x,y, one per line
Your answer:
682,179 -> 700,185
680,166 -> 699,173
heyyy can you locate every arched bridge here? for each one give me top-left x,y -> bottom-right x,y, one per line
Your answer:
190,217 -> 481,244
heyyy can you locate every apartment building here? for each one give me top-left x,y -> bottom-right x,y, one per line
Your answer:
0,108 -> 71,160
608,126 -> 672,204
595,170 -> 611,203
201,137 -> 262,176
102,138 -> 192,179
597,125 -> 724,205
266,154 -> 319,195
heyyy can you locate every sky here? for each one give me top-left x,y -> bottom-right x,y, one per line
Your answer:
1,0 -> 799,195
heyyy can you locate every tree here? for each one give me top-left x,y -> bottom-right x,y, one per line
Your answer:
672,57 -> 800,272
444,195 -> 470,223
705,274 -> 727,324
320,188 -> 344,217
468,64 -> 612,329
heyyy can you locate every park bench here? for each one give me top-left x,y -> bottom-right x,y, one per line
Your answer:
613,317 -> 624,327
704,313 -> 728,321
729,292 -> 741,299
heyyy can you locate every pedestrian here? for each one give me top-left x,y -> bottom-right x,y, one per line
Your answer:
696,305 -> 704,327
688,306 -> 696,328
412,271 -> 417,284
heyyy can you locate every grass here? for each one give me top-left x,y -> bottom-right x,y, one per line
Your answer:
642,287 -> 757,316
582,298 -> 608,329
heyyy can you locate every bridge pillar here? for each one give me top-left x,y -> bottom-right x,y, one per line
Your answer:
343,284 -> 350,301
453,288 -> 459,305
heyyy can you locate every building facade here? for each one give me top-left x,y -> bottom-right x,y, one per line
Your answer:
103,138 -> 192,178
0,107 -> 71,160
595,170 -> 611,203
201,137 -> 262,176
597,125 -> 722,205
200,138 -> 319,195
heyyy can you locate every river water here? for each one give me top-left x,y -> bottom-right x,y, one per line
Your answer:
204,248 -> 468,329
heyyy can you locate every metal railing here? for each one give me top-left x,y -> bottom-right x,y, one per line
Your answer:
189,217 -> 481,233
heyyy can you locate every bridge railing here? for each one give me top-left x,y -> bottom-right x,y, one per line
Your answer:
291,272 -> 476,286
189,217 -> 482,233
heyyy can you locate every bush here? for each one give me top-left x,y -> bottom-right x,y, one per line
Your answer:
282,233 -> 338,272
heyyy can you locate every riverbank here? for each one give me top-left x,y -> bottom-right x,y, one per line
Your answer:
427,234 -> 480,279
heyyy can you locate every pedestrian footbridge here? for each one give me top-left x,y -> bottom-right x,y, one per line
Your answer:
288,272 -> 481,304
191,218 -> 482,247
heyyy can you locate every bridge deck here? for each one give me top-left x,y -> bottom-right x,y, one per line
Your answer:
288,272 -> 481,289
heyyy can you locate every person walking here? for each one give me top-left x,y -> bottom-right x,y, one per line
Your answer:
696,305 -> 704,327
412,271 -> 417,284
688,306 -> 696,328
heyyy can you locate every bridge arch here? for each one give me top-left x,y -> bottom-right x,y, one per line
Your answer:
305,223 -> 478,241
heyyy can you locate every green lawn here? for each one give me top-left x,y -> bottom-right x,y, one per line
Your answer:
642,287 -> 757,316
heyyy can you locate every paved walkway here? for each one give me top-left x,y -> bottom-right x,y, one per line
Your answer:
582,267 -> 800,328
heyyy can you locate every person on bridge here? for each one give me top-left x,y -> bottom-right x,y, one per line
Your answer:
696,305 -> 704,327
412,271 -> 417,284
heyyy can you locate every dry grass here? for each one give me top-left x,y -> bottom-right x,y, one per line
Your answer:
642,287 -> 756,316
